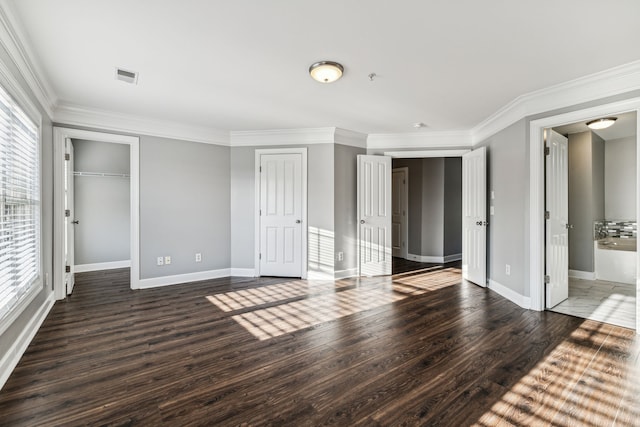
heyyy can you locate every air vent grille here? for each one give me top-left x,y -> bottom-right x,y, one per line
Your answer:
115,68 -> 138,84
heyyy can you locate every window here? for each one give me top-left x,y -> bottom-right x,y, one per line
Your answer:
0,83 -> 40,321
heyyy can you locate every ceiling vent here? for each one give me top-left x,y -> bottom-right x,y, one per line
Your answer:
115,68 -> 138,84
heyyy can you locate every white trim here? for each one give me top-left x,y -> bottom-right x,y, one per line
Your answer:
568,270 -> 596,281
53,127 -> 140,298
138,269 -> 231,289
254,148 -> 308,279
407,253 -> 445,263
74,260 -> 131,273
529,98 -> 640,313
0,1 -> 56,117
385,149 -> 470,158
0,292 -> 54,391
444,253 -> 462,263
473,59 -> 640,145
368,131 -> 472,150
334,128 -> 367,149
230,268 -> 256,277
54,102 -> 229,146
334,268 -> 358,280
232,128 -> 334,147
307,270 -> 337,281
488,279 -> 531,309
0,281 -> 41,337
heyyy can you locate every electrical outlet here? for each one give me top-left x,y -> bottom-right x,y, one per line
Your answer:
164,256 -> 171,265
337,252 -> 344,261
157,256 -> 164,266
505,264 -> 511,275
195,253 -> 202,262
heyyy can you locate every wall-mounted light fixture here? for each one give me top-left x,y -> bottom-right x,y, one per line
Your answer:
309,61 -> 344,83
586,117 -> 617,130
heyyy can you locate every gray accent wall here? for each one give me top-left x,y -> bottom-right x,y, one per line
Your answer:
73,140 -> 130,265
567,131 -> 604,273
139,136 -> 230,279
477,119 -> 527,295
605,136 -> 637,220
421,158 -> 445,257
334,144 -> 365,274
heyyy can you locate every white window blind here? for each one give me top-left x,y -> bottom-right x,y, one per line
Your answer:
0,83 -> 40,321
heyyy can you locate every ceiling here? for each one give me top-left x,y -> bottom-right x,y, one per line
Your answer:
6,0 -> 640,136
553,112 -> 637,141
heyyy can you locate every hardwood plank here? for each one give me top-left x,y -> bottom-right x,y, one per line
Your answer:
0,267 -> 637,426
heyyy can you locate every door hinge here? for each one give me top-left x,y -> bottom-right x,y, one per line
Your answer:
403,179 -> 406,184
544,146 -> 550,155
544,275 -> 550,284
259,253 -> 262,260
259,166 -> 262,173
65,265 -> 71,273
65,209 -> 71,217
259,209 -> 262,216
65,153 -> 70,161
544,211 -> 550,220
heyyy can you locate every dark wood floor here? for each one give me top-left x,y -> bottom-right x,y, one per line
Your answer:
1,267 -> 638,426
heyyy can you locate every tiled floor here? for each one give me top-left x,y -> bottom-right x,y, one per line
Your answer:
551,278 -> 637,330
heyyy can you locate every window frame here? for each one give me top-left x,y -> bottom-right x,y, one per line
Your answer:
0,62 -> 44,337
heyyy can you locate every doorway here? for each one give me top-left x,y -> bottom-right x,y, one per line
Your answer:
254,148 -> 308,279
545,112 -> 637,329
53,128 -> 140,298
529,98 -> 640,332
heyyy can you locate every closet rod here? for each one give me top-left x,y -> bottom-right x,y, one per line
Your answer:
73,171 -> 130,178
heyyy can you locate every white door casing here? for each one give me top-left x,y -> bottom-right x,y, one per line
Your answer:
392,168 -> 408,259
64,138 -> 75,295
358,155 -> 392,277
545,130 -> 569,308
256,149 -> 307,278
462,147 -> 487,287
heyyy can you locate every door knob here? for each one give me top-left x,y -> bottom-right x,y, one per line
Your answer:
360,220 -> 365,224
71,220 -> 79,225
295,219 -> 301,224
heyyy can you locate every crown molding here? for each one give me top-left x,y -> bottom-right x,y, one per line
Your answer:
367,131 -> 472,150
54,102 -> 230,146
230,127 -> 335,147
334,127 -> 367,149
472,59 -> 640,145
0,1 -> 56,118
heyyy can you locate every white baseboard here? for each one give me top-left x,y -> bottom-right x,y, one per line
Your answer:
488,279 -> 531,309
307,270 -> 336,281
568,269 -> 596,280
74,260 -> 131,273
0,292 -> 55,391
406,253 -> 461,263
334,268 -> 358,280
443,253 -> 462,263
138,268 -> 232,289
230,268 -> 256,277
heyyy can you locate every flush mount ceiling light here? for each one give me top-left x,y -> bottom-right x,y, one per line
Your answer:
309,61 -> 344,83
586,117 -> 617,130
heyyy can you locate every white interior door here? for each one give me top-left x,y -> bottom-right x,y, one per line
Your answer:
259,153 -> 303,277
358,155 -> 392,276
462,147 -> 487,286
64,138 -> 75,295
392,168 -> 408,259
546,130 -> 569,308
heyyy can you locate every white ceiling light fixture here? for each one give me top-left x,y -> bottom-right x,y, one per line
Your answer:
586,117 -> 617,130
309,61 -> 344,83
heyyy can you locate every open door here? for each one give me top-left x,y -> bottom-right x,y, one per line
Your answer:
545,130 -> 569,308
462,147 -> 487,286
64,138 -> 75,295
358,155 -> 392,276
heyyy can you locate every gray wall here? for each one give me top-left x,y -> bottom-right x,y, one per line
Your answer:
0,44 -> 54,372
421,158 -> 445,257
478,119 -> 527,294
567,131 -> 604,273
392,158 -> 423,254
605,136 -> 637,220
229,144 -> 335,276
334,144 -> 365,273
140,136 -> 230,278
73,140 -> 130,265
444,157 -> 462,256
